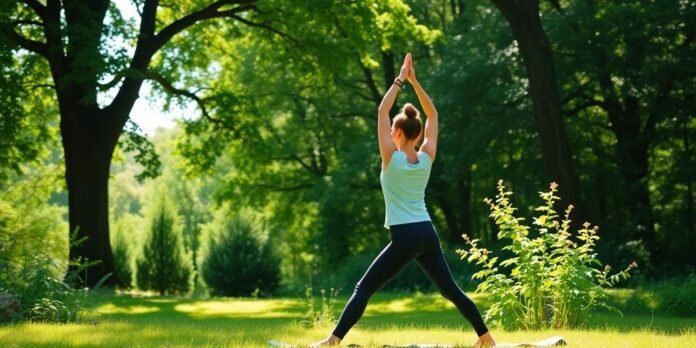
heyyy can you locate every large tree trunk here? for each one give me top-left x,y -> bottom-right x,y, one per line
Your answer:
685,119 -> 694,262
611,105 -> 658,259
594,37 -> 661,264
11,0 -> 261,288
432,164 -> 472,244
61,108 -> 124,286
491,0 -> 589,226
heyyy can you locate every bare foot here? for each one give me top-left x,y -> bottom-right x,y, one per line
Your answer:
308,334 -> 341,347
474,332 -> 496,348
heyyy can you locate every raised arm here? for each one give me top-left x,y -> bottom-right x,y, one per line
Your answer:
408,60 -> 438,161
378,53 -> 410,170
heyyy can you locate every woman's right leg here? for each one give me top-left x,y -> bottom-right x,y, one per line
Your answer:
331,239 -> 414,339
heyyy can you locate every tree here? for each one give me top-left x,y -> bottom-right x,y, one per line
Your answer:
135,196 -> 193,296
489,0 -> 589,227
3,0 -> 282,285
199,206 -> 279,296
547,0 -> 695,265
176,1 -> 441,276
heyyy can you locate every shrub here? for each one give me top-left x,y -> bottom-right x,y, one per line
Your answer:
135,198 -> 194,296
0,231 -> 108,323
200,207 -> 280,296
0,168 -> 99,323
458,180 -> 636,329
111,216 -> 136,288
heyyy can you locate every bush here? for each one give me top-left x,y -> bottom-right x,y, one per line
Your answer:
0,167 -> 97,323
135,197 -> 194,296
200,207 -> 280,297
458,180 -> 636,329
0,232 -> 107,323
111,216 -> 137,288
0,171 -> 67,273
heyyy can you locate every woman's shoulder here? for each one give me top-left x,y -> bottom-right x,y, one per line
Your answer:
418,150 -> 433,164
384,150 -> 405,170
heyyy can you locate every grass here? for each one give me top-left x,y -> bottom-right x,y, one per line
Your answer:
0,289 -> 694,347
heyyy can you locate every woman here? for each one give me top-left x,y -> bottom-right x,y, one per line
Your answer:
310,53 -> 496,348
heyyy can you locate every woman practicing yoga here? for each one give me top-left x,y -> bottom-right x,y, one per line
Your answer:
309,53 -> 496,348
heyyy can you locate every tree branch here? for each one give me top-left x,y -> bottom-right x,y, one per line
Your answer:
108,0 -> 263,116
329,11 -> 382,106
131,0 -> 144,17
262,120 -> 320,175
139,0 -> 159,40
11,19 -> 44,27
43,0 -> 67,81
98,70 -> 129,91
19,0 -> 47,20
11,31 -> 49,58
227,13 -> 297,43
143,70 -> 227,126
151,1 -> 258,54
348,182 -> 381,191
251,183 -> 314,192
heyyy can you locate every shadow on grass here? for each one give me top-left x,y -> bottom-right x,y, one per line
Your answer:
0,290 -> 313,347
86,289 -> 306,322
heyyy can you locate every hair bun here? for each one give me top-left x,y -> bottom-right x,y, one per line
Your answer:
403,103 -> 418,119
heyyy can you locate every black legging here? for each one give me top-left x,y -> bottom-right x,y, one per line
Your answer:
332,221 -> 489,339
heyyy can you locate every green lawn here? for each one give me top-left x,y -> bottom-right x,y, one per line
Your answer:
0,289 -> 694,347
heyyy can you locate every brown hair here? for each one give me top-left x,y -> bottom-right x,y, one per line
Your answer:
393,103 -> 422,141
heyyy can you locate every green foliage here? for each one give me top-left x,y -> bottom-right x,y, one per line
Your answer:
110,216 -> 136,288
0,230 -> 108,323
199,206 -> 280,297
175,0 -> 442,284
545,0 -> 696,264
458,180 -> 636,329
610,274 -> 696,317
135,197 -> 194,296
0,163 -> 67,272
298,286 -> 340,328
0,4 -> 58,182
119,120 -> 162,182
